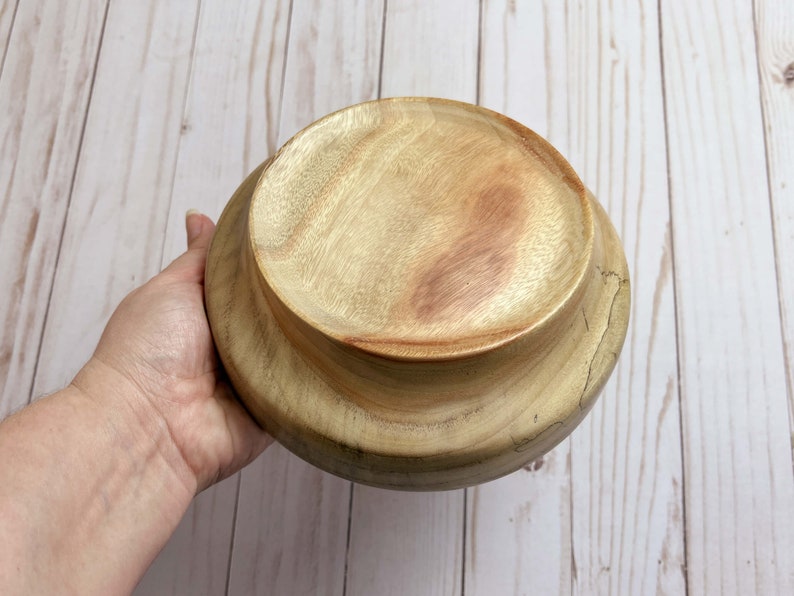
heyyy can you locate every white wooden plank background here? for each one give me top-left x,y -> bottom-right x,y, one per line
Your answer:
0,1 -> 19,71
1,1 -> 792,595
660,0 -> 794,593
0,0 -> 107,419
565,1 -> 686,594
757,0 -> 794,455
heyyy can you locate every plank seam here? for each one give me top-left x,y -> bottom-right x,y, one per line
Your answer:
461,488 -> 468,596
750,0 -> 794,454
0,0 -> 20,81
377,0 -> 387,100
569,446 -> 576,592
656,1 -> 690,593
475,0 -> 483,106
341,482 -> 355,596
156,0 -> 203,271
273,0 -> 295,152
224,472 -> 243,596
27,0 -> 112,405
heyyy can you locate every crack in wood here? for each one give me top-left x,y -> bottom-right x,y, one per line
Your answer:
510,421 -> 563,453
578,267 -> 627,410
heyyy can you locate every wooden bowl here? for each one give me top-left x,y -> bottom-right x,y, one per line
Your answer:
205,98 -> 630,490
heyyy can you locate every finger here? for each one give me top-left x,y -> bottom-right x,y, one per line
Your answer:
186,210 -> 216,251
161,211 -> 217,283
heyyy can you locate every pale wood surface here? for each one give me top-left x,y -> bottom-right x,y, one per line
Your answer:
660,0 -> 794,593
565,1 -> 686,594
0,0 -> 107,419
0,1 -> 18,71
1,1 -> 792,595
757,0 -> 794,452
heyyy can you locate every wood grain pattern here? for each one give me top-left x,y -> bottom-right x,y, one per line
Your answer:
251,100 -> 595,360
347,488 -> 463,596
467,2 -> 573,593
565,1 -> 687,594
379,0 -> 480,102
0,0 -> 107,418
135,2 -> 291,594
208,96 -> 629,489
276,0 -> 384,143
756,0 -> 794,455
230,436 -> 351,596
227,1 -> 383,594
0,0 -> 18,73
660,0 -> 794,593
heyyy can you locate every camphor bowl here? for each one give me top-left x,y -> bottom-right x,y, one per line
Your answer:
205,97 -> 630,490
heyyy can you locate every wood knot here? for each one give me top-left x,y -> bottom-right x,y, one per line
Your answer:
784,62 -> 794,86
522,456 -> 544,472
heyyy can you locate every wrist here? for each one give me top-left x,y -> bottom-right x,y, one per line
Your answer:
0,370 -> 195,594
71,356 -> 198,498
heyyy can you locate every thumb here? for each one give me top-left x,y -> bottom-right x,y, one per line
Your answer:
161,210 -> 216,282
186,209 -> 215,251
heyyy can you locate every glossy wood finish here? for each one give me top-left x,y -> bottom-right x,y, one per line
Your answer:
1,0 -> 791,593
205,98 -> 630,489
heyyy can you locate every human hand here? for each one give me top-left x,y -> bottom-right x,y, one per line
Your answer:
0,211 -> 273,594
73,211 -> 272,493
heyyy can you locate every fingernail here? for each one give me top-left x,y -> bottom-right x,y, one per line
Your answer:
186,209 -> 203,244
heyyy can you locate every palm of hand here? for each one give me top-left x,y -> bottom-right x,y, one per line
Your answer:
91,216 -> 270,492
